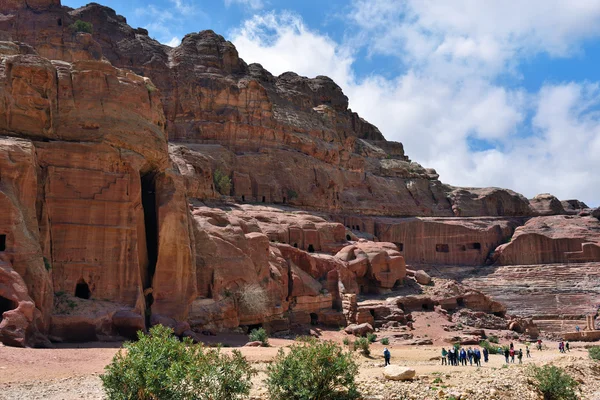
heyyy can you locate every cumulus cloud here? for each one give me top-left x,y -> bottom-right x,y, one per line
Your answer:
225,0 -> 264,10
230,6 -> 600,206
135,0 -> 204,45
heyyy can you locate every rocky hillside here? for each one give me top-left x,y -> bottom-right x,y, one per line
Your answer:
0,0 -> 598,347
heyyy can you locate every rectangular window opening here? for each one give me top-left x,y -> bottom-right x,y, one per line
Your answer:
436,243 -> 449,253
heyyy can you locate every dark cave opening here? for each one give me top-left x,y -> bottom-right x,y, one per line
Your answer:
310,313 -> 319,325
0,296 -> 16,322
0,234 -> 5,251
141,173 -> 159,285
75,280 -> 91,299
141,173 -> 159,326
307,244 -> 315,253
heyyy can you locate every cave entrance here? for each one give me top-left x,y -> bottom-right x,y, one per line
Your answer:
141,173 -> 159,326
241,195 -> 245,202
456,297 -> 465,307
421,303 -> 431,311
141,173 -> 158,286
0,234 -> 5,251
395,242 -> 404,252
346,234 -> 351,241
75,280 -> 91,299
307,244 -> 315,253
262,196 -> 266,203
247,323 -> 263,333
310,313 -> 319,325
0,296 -> 16,322
57,18 -> 62,26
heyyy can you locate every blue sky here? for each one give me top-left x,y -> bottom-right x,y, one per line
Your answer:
62,0 -> 600,206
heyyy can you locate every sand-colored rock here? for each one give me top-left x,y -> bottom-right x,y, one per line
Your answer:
383,365 -> 416,381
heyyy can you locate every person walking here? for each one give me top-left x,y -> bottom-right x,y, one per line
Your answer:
510,342 -> 514,350
483,347 -> 489,363
559,341 -> 564,353
450,347 -> 457,366
517,349 -> 523,364
441,348 -> 448,365
526,346 -> 531,358
460,348 -> 467,366
504,347 -> 510,363
537,339 -> 542,351
474,347 -> 481,367
509,347 -> 515,363
566,341 -> 570,352
383,347 -> 391,366
467,347 -> 473,366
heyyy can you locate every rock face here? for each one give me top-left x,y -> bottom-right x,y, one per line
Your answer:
493,216 -> 600,265
0,0 -> 598,346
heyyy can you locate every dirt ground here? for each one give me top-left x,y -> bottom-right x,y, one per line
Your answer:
1,316 -> 599,400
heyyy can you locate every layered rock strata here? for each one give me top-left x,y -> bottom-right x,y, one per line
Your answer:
0,0 -> 598,347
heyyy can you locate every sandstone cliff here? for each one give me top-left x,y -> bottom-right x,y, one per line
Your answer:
0,0 -> 598,347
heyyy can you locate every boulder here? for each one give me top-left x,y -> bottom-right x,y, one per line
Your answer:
344,323 -> 374,336
383,366 -> 416,381
244,341 -> 262,347
112,310 -> 145,339
414,270 -> 432,285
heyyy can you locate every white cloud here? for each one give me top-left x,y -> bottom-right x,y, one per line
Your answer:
134,1 -> 203,45
225,0 -> 264,10
230,8 -> 600,206
165,36 -> 181,47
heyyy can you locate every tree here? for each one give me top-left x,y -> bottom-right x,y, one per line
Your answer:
101,325 -> 255,400
266,338 -> 360,400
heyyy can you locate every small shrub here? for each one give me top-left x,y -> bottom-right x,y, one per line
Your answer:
101,325 -> 254,400
295,335 -> 314,343
353,337 -> 370,356
489,335 -> 499,343
249,327 -> 269,347
266,338 -> 360,400
589,346 -> 600,361
380,337 -> 390,345
343,337 -> 350,346
433,377 -> 443,384
43,257 -> 52,271
367,333 -> 377,343
70,20 -> 93,34
480,340 -> 499,354
286,189 -> 298,200
237,284 -> 268,315
529,365 -> 579,400
213,169 -> 232,196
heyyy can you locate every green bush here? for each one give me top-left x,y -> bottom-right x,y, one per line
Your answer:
43,257 -> 52,271
380,337 -> 389,345
249,327 -> 269,346
266,338 -> 360,400
286,189 -> 298,200
479,340 -> 500,355
213,169 -> 232,196
367,333 -> 377,343
488,335 -> 499,343
353,337 -> 370,356
589,346 -> 600,361
343,337 -> 350,346
529,365 -> 579,400
70,20 -> 93,34
101,325 -> 254,400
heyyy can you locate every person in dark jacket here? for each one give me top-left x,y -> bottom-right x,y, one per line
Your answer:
482,347 -> 489,362
504,348 -> 510,363
383,347 -> 391,366
474,347 -> 482,367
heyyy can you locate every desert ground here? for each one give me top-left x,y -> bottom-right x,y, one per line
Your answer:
2,313 -> 599,400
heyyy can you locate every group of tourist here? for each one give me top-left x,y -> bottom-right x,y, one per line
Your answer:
558,340 -> 570,353
502,343 -> 523,364
440,346 -> 487,366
